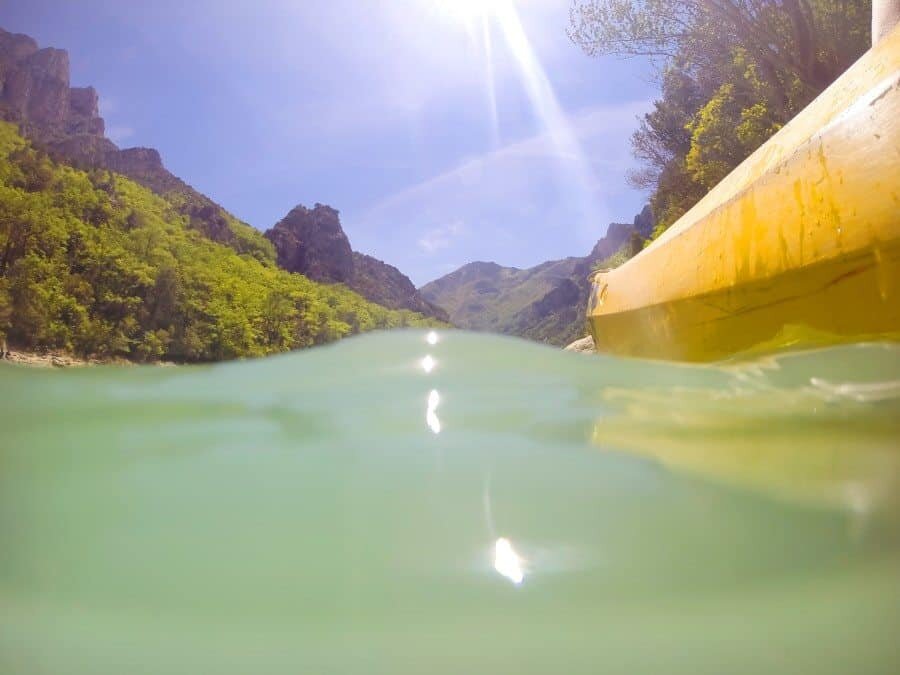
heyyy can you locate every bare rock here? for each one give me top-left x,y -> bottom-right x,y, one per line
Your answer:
102,147 -> 183,193
68,86 -> 104,135
0,28 -> 104,142
564,335 -> 595,353
0,29 -> 38,63
265,204 -> 354,283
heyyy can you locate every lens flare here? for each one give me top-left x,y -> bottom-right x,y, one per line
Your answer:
433,0 -> 603,239
436,0 -> 510,22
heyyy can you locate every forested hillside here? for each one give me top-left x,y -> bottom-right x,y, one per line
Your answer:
0,123 -> 440,362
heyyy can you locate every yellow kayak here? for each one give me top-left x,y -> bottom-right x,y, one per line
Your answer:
588,24 -> 900,362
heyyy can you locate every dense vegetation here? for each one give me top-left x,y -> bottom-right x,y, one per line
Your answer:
570,0 -> 871,237
0,122 -> 440,362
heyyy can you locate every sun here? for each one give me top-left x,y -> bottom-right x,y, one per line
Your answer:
436,0 -> 511,23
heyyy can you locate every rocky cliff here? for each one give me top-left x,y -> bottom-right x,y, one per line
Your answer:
0,29 -> 104,140
420,207 -> 653,345
265,204 -> 449,321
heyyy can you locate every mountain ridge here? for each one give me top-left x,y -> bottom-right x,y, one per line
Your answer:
420,208 -> 653,345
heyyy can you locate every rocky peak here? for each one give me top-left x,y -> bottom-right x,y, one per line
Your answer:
264,204 -> 448,321
265,204 -> 354,283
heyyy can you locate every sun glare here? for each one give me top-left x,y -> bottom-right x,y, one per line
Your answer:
436,0 -> 510,23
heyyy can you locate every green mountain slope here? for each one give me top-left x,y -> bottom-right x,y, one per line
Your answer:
419,258 -> 581,333
420,213 -> 651,346
0,122 -> 441,362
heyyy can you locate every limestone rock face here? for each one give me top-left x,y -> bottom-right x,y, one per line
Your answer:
265,204 -> 354,283
0,29 -> 102,141
0,30 -> 38,63
68,87 -> 104,135
48,133 -> 118,166
103,147 -> 183,194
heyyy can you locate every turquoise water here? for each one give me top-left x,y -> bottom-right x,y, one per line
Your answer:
1,330 -> 899,674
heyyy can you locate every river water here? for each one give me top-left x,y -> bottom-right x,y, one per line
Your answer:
1,330 -> 899,674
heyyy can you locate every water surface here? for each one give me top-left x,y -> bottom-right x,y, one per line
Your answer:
2,331 -> 899,674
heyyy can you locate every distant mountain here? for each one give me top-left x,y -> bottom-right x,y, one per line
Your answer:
264,204 -> 449,321
0,26 -> 443,321
421,208 -> 653,346
420,258 -> 582,333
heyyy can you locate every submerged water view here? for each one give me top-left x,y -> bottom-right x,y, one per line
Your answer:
1,330 -> 899,674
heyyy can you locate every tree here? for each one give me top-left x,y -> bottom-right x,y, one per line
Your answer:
569,0 -> 870,96
570,0 -> 871,234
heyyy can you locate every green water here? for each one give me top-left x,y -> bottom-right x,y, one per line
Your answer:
1,330 -> 899,674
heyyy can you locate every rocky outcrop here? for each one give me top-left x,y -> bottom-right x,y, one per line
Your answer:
101,146 -> 184,194
264,202 -> 457,322
421,207 -> 653,345
265,204 -> 448,321
265,204 -> 354,283
564,335 -> 595,353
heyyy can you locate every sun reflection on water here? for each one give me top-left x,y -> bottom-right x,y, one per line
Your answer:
494,537 -> 525,585
426,389 -> 442,434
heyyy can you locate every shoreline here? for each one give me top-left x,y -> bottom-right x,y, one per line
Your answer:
1,350 -> 130,368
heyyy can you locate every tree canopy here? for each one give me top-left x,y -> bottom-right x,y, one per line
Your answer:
570,0 -> 871,235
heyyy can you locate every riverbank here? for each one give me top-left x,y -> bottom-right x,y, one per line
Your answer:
1,350 -> 131,368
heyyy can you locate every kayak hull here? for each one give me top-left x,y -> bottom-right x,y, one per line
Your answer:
588,25 -> 900,361
589,240 -> 900,361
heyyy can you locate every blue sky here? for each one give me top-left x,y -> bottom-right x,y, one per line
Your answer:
2,0 -> 655,285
